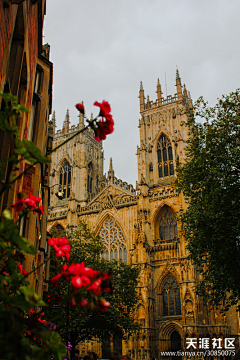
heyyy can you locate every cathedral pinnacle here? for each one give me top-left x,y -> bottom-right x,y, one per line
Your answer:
175,69 -> 182,100
51,110 -> 56,132
139,81 -> 145,112
63,109 -> 70,134
107,157 -> 114,182
78,101 -> 85,127
156,78 -> 162,104
109,157 -> 113,171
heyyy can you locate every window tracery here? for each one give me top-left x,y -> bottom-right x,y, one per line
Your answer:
162,275 -> 181,316
157,133 -> 174,177
59,159 -> 71,199
98,217 -> 127,262
159,208 -> 178,241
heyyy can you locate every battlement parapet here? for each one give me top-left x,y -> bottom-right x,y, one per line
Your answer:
54,123 -> 84,139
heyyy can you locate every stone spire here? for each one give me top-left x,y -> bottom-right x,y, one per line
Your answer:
51,110 -> 56,133
78,101 -> 84,127
183,84 -> 188,98
107,157 -> 115,182
176,69 -> 183,101
139,81 -> 145,112
156,78 -> 163,104
63,109 -> 70,134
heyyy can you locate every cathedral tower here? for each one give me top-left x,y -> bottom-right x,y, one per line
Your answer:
137,70 -> 192,188
47,72 -> 239,359
48,110 -> 104,227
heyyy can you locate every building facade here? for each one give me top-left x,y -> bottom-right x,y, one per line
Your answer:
0,0 -> 53,297
47,71 -> 239,359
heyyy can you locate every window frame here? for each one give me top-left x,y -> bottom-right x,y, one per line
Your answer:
59,159 -> 71,199
162,275 -> 181,317
157,133 -> 174,178
158,207 -> 178,242
98,217 -> 127,263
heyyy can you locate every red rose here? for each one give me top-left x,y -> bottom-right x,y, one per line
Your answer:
87,278 -> 102,295
71,275 -> 83,289
68,262 -> 85,276
50,264 -> 70,287
13,194 -> 42,213
78,296 -> 88,308
18,263 -> 29,277
94,100 -> 111,117
69,262 -> 94,290
75,103 -> 85,115
96,298 -> 110,312
70,297 -> 76,307
48,237 -> 71,261
50,273 -> 62,287
12,199 -> 24,212
34,205 -> 44,215
94,116 -> 114,142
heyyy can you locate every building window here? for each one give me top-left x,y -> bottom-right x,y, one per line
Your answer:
162,276 -> 181,316
159,208 -> 178,241
157,133 -> 174,178
28,65 -> 43,141
99,217 -> 127,262
59,159 -> 71,199
87,162 -> 93,193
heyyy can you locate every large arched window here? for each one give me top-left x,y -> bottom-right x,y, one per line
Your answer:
157,133 -> 174,178
159,207 -> 178,241
162,276 -> 181,316
98,217 -> 127,262
59,159 -> 71,199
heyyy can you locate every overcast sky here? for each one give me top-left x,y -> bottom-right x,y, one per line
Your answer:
43,0 -> 240,187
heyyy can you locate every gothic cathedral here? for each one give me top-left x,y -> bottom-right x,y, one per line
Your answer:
47,71 -> 239,359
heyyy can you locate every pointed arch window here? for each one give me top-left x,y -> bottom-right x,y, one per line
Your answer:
87,162 -> 93,194
157,133 -> 174,178
162,276 -> 181,316
159,208 -> 178,241
59,159 -> 71,199
99,217 -> 127,262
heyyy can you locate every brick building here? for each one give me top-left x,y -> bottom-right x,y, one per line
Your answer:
0,0 -> 53,296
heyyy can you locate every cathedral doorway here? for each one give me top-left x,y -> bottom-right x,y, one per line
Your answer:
171,331 -> 182,360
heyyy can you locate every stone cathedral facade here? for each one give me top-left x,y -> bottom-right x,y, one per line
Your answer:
47,71 -> 239,359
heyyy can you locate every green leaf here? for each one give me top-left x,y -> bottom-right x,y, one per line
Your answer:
14,236 -> 36,255
2,209 -> 12,220
19,286 -> 47,307
18,104 -> 29,113
14,138 -> 23,149
0,91 -> 18,102
23,140 -> 51,164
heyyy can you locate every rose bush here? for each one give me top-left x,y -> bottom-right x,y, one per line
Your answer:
0,92 -> 114,360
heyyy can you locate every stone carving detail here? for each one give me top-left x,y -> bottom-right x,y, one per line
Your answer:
183,292 -> 194,324
149,186 -> 177,201
78,188 -> 138,215
49,210 -> 68,220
